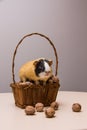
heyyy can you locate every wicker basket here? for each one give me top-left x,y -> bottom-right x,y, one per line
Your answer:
10,33 -> 60,108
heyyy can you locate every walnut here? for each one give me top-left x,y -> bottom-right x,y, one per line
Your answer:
25,106 -> 35,115
50,101 -> 59,110
35,103 -> 44,112
45,107 -> 55,118
72,103 -> 81,112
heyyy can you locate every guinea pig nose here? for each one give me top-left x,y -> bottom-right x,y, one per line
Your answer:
45,71 -> 50,74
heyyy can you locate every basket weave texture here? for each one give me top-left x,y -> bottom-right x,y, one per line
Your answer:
10,33 -> 60,108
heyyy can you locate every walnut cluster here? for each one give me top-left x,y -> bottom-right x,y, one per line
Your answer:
25,101 -> 59,118
25,101 -> 82,118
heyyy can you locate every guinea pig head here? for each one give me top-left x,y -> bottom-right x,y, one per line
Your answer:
33,59 -> 53,78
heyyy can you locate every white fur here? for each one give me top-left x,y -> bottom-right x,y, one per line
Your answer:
44,61 -> 51,72
39,72 -> 46,77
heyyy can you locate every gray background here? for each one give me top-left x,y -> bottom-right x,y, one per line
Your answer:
0,0 -> 87,92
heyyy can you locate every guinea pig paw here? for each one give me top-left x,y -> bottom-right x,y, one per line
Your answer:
19,82 -> 27,85
48,79 -> 53,84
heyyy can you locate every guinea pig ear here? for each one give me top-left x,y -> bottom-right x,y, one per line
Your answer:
48,60 -> 53,66
33,60 -> 38,66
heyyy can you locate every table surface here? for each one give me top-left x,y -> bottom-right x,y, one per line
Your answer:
0,91 -> 87,130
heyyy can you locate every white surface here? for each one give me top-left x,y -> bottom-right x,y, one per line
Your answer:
0,91 -> 87,130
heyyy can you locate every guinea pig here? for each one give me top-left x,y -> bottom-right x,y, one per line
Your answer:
19,58 -> 53,85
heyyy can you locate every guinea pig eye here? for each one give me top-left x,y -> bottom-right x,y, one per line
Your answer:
39,65 -> 43,69
38,65 -> 44,71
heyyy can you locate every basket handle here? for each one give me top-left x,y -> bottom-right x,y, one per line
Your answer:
12,33 -> 58,83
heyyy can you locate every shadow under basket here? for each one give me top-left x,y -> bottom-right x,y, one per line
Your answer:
10,76 -> 60,108
10,33 -> 60,108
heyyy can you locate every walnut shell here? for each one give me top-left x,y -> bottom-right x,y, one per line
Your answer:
72,103 -> 81,112
35,103 -> 44,112
50,101 -> 59,110
25,106 -> 35,115
45,107 -> 55,118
